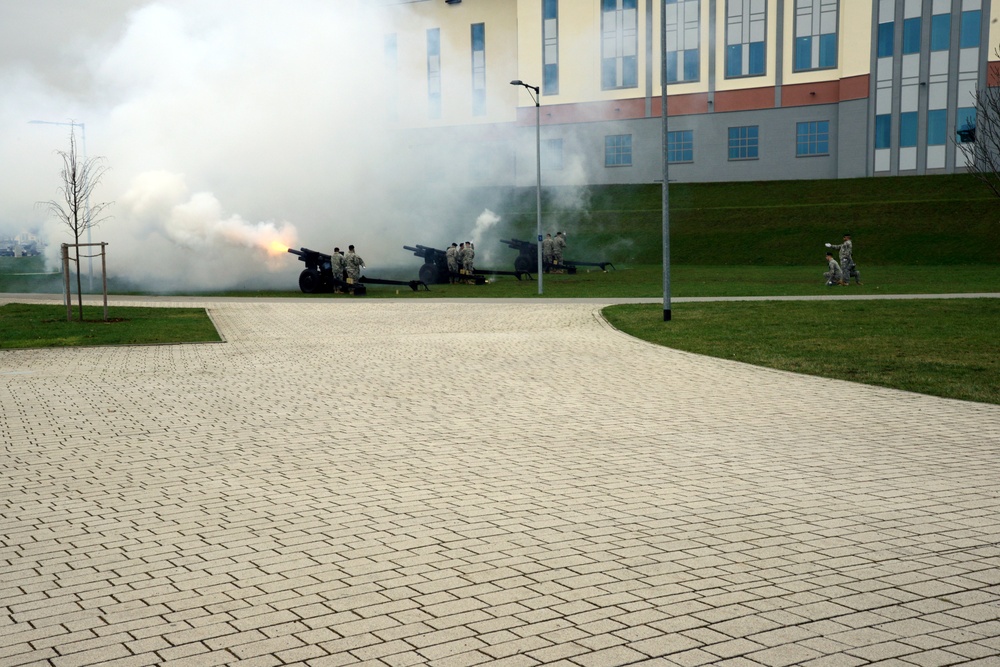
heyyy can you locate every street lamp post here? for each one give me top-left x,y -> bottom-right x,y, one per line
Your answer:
28,119 -> 93,290
659,7 -> 671,321
510,80 -> 543,296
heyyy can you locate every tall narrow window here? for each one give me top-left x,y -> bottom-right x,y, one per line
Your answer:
874,114 -> 891,149
960,10 -> 981,49
930,14 -> 950,51
956,107 -> 976,143
665,0 -> 700,83
605,134 -> 633,166
793,0 -> 838,71
471,23 -> 486,116
667,130 -> 694,162
899,111 -> 918,147
902,17 -> 920,54
543,0 -> 559,95
427,28 -> 441,119
926,109 -> 946,146
725,0 -> 766,78
876,22 -> 893,57
602,0 -> 638,89
728,126 -> 759,160
796,121 -> 829,156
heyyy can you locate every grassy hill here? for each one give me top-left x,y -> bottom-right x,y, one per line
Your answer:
489,174 -> 999,266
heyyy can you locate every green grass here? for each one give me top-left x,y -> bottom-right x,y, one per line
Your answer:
0,303 -> 222,349
603,300 -> 1000,405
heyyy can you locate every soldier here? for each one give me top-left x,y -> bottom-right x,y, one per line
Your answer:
826,233 -> 862,285
446,243 -> 459,282
553,231 -> 566,268
463,241 -> 475,277
456,243 -> 465,276
824,252 -> 843,286
345,244 -> 365,284
541,233 -> 554,272
331,247 -> 347,292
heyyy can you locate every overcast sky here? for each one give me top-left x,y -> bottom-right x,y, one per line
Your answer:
0,0 -> 500,290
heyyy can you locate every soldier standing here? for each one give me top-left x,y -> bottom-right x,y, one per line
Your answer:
345,245 -> 365,284
463,241 -> 475,277
331,247 -> 347,291
824,252 -> 843,286
446,243 -> 459,282
542,233 -> 554,272
553,231 -> 566,268
826,233 -> 861,285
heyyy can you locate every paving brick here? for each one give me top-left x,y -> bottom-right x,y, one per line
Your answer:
2,296 -> 999,667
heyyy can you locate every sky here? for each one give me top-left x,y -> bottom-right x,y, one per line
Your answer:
0,0 -> 503,290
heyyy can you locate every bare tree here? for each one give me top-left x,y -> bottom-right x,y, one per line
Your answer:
957,48 -> 1000,199
39,126 -> 113,322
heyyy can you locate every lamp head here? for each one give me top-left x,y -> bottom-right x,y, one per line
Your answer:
510,80 -> 523,86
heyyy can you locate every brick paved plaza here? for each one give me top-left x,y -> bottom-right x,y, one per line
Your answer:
2,299 -> 999,666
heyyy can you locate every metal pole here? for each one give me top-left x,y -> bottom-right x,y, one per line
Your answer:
61,243 -> 71,322
661,0 -> 672,322
535,96 -> 543,296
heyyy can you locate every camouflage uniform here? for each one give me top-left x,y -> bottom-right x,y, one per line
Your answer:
462,242 -> 475,274
553,232 -> 566,266
824,255 -> 843,286
330,249 -> 346,283
830,238 -> 861,284
345,247 -> 365,283
541,234 -> 554,271
446,244 -> 458,278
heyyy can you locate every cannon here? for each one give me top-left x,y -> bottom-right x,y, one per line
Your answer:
403,244 -> 533,285
288,247 -> 429,295
500,238 -> 615,274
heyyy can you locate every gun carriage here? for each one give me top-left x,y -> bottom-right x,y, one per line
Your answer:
288,247 -> 427,295
403,244 -> 532,285
500,238 -> 615,274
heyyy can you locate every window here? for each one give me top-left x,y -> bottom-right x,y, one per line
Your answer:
960,10 -> 981,49
667,130 -> 694,163
927,109 -> 946,145
902,17 -> 920,55
471,24 -> 486,116
728,126 -> 759,160
725,0 -> 766,78
543,0 -> 559,95
665,0 -> 700,83
605,134 -> 633,166
956,107 -> 976,142
875,114 -> 891,149
542,138 -> 564,170
601,0 -> 638,89
793,0 -> 838,71
877,22 -> 893,57
899,111 -> 918,147
930,14 -> 950,51
796,121 -> 829,156
427,28 -> 441,119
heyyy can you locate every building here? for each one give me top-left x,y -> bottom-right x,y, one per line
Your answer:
377,0 -> 997,186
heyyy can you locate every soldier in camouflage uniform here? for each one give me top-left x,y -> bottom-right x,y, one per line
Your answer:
824,252 -> 843,286
541,233 -> 554,272
345,245 -> 365,284
826,233 -> 861,285
462,241 -> 475,275
446,243 -> 459,283
331,247 -> 347,291
553,231 -> 566,268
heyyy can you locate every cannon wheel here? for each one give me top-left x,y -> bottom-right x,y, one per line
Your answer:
419,263 -> 440,285
514,256 -> 534,273
299,269 -> 322,294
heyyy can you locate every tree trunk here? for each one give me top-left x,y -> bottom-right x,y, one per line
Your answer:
75,243 -> 83,322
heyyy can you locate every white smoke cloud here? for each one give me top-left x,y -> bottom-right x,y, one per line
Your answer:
1,0 -> 506,290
